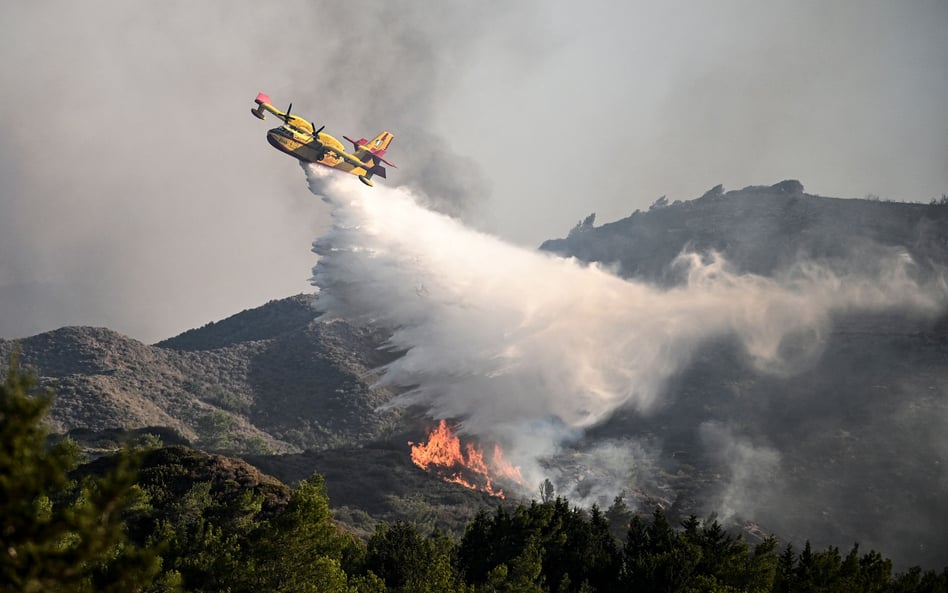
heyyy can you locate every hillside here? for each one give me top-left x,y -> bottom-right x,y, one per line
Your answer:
0,295 -> 402,454
541,181 -> 948,282
540,181 -> 948,568
246,440 -> 500,538
4,180 -> 948,568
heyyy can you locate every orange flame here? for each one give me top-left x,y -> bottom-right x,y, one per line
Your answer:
491,444 -> 525,484
409,420 -> 525,498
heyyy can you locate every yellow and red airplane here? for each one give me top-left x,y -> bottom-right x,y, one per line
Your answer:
251,92 -> 395,187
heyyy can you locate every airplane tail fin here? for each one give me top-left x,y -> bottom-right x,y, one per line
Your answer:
344,131 -> 396,168
364,131 -> 394,155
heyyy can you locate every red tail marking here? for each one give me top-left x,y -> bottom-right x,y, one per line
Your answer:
344,134 -> 396,168
255,92 -> 271,105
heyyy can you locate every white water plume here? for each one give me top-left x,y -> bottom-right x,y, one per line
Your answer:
306,164 -> 947,492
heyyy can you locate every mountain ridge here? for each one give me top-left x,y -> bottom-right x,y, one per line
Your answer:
0,296 -> 402,454
541,180 -> 948,282
3,180 -> 947,567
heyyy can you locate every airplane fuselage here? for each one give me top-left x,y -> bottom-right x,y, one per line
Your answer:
266,126 -> 372,178
251,92 -> 393,187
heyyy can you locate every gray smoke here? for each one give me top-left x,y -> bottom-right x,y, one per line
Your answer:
306,165 -> 948,506
0,0 -> 533,341
3,1 -> 945,341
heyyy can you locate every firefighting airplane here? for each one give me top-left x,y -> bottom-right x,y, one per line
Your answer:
251,92 -> 395,187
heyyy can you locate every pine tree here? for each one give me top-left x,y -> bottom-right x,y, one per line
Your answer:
622,507 -> 701,592
503,535 -> 545,593
0,350 -> 160,593
604,496 -> 632,544
367,521 -> 431,590
774,543 -> 796,593
367,521 -> 469,593
251,474 -> 350,593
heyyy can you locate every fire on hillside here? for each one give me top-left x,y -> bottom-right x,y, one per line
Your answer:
409,420 -> 525,498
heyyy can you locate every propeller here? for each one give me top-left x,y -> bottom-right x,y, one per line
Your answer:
283,103 -> 293,123
311,121 -> 325,138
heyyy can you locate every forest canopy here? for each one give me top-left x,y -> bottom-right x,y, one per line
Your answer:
2,352 -> 947,593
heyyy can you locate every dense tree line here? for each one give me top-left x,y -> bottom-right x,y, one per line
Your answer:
3,353 -> 947,592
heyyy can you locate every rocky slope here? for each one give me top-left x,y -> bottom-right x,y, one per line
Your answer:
0,295 -> 402,455
542,180 -> 948,282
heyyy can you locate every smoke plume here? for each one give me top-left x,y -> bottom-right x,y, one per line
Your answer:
307,164 -> 948,506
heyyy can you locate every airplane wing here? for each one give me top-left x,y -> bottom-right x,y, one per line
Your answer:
251,93 -> 319,136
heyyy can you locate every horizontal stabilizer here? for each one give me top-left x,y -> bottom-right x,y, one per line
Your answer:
344,135 -> 367,149
375,155 -> 396,168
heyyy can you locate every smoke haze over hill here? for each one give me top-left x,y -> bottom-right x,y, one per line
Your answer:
305,164 -> 948,558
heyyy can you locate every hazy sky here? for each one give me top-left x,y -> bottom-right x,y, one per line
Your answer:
1,0 -> 946,342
